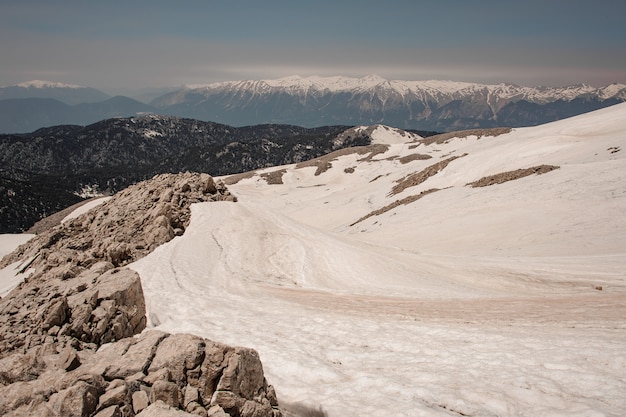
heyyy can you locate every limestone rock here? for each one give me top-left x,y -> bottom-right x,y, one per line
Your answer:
97,382 -> 129,411
94,405 -> 121,417
148,334 -> 206,386
137,401 -> 196,416
133,390 -> 150,414
207,405 -> 230,417
150,380 -> 181,408
102,330 -> 168,380
58,347 -> 81,371
48,380 -> 100,417
216,348 -> 266,400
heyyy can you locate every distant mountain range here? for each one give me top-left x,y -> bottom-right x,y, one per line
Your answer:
151,75 -> 626,131
0,80 -> 110,104
1,77 -> 625,133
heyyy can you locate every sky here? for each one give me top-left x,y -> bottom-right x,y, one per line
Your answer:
1,0 -> 626,93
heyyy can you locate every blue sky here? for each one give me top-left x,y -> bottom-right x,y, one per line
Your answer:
1,0 -> 625,92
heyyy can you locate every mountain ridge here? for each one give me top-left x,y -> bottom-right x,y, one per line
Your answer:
173,75 -> 626,102
151,75 -> 626,131
2,76 -> 625,133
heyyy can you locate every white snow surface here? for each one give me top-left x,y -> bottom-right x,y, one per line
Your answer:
0,234 -> 35,297
129,104 -> 626,416
61,197 -> 112,223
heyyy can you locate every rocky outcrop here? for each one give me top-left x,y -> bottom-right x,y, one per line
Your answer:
466,165 -> 560,187
0,172 -> 236,355
0,331 -> 279,417
0,173 -> 280,416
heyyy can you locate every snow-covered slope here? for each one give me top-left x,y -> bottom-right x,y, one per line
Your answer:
128,103 -> 626,416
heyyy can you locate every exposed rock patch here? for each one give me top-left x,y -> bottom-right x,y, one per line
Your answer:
420,127 -> 512,145
0,331 -> 280,417
350,189 -> 440,226
466,165 -> 560,188
0,173 -> 236,356
295,144 -> 390,176
260,170 -> 288,185
389,154 -> 467,196
396,153 -> 432,164
223,171 -> 257,186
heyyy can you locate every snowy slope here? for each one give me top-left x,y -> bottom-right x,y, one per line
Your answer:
129,103 -> 626,416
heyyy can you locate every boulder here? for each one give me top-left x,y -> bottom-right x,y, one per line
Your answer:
133,390 -> 150,414
148,334 -> 206,386
150,380 -> 181,408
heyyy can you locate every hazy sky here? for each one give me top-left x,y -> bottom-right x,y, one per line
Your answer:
1,0 -> 625,93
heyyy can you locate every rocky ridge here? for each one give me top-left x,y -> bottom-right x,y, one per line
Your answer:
0,172 -> 280,417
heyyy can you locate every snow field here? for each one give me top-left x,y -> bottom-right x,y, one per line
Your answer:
131,104 -> 626,416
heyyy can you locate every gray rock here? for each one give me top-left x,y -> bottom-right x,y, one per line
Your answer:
186,401 -> 208,416
137,401 -> 196,416
48,380 -> 100,417
149,334 -> 206,386
216,348 -> 266,400
98,382 -> 129,411
183,384 -> 200,408
102,330 -> 168,380
94,405 -> 121,417
145,367 -> 173,385
58,347 -> 81,371
43,296 -> 69,329
150,380 -> 181,408
132,389 -> 150,414
207,405 -> 230,417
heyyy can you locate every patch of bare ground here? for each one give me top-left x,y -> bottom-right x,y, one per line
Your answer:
350,188 -> 440,226
389,154 -> 467,196
222,170 -> 256,185
421,127 -> 512,145
397,153 -> 432,164
260,169 -> 288,185
467,165 -> 560,187
295,144 -> 390,176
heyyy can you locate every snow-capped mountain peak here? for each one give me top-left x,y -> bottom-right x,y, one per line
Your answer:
15,80 -> 85,89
